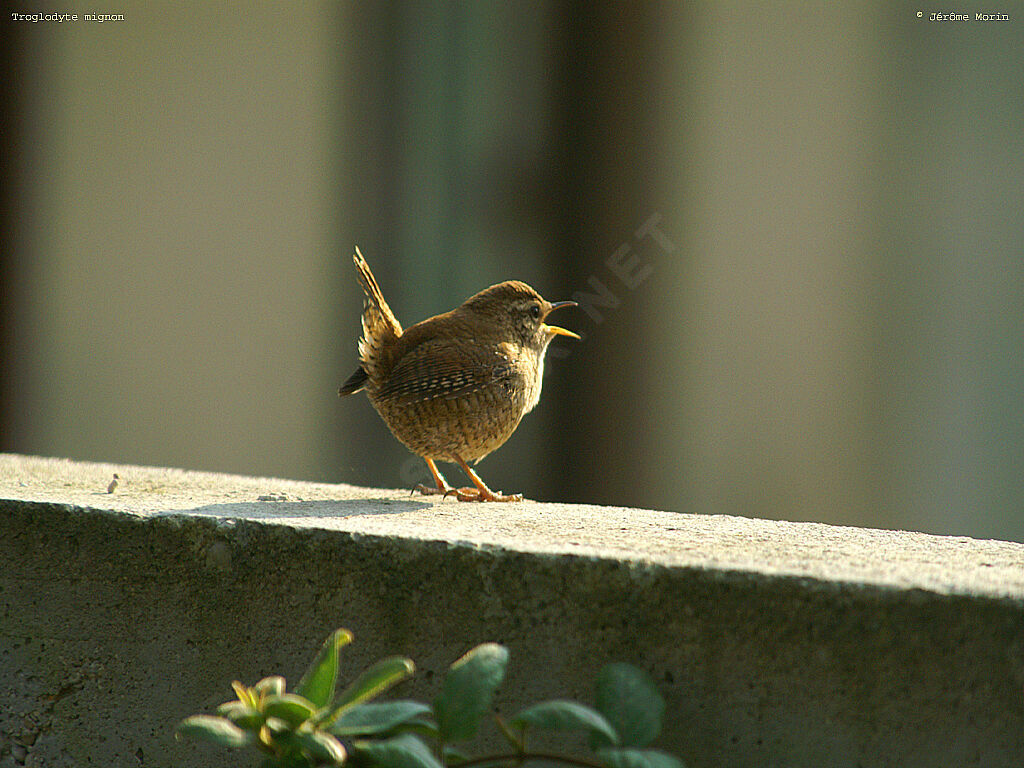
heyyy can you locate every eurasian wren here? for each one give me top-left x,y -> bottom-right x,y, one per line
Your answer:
338,248 -> 579,501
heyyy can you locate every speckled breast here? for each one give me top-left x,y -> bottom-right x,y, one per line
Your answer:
370,369 -> 537,463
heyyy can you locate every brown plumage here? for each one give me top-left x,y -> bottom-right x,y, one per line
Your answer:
339,247 -> 579,501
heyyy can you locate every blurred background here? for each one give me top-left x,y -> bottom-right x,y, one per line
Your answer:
1,2 -> 1021,539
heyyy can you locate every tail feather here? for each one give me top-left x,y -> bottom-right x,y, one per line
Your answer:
353,247 -> 401,337
352,247 -> 402,382
338,366 -> 368,396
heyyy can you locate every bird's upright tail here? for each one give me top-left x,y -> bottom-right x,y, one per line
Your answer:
352,247 -> 402,382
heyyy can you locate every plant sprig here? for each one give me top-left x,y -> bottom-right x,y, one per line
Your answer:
177,629 -> 684,768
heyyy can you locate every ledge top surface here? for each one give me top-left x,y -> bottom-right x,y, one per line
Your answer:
3,453 -> 1023,600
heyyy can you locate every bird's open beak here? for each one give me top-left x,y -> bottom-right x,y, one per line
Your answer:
544,300 -> 581,339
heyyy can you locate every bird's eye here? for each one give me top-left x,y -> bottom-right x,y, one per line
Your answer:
529,303 -> 541,320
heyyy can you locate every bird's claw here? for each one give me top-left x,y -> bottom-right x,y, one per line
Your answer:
443,486 -> 522,502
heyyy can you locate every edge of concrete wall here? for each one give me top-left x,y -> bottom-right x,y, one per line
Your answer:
2,453 -> 1023,768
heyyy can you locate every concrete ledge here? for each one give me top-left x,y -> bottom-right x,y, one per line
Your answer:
2,453 -> 1023,767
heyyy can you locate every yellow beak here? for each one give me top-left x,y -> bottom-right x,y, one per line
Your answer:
546,325 -> 581,339
544,300 -> 580,339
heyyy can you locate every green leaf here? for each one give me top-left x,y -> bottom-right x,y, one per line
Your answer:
597,748 -> 686,768
264,693 -> 317,727
511,699 -> 619,746
353,733 -> 444,768
216,700 -> 264,730
333,656 -> 415,712
594,664 -> 665,748
293,730 -> 347,765
264,716 -> 293,738
296,629 -> 354,710
433,643 -> 509,742
442,746 -> 469,765
329,700 -> 432,736
389,716 -> 441,740
264,738 -> 314,768
232,680 -> 256,709
254,675 -> 286,697
176,715 -> 252,748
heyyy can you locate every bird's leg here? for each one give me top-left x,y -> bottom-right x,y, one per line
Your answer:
447,455 -> 523,502
414,458 -> 457,496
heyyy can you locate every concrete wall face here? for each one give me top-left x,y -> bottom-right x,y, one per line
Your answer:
2,456 -> 1024,766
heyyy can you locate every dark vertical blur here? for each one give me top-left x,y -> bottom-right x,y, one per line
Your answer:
0,17 -> 27,450
543,2 -> 664,506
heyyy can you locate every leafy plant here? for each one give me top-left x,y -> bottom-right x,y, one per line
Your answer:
177,628 -> 684,768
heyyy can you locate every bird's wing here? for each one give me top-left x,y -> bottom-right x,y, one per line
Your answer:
376,339 -> 517,405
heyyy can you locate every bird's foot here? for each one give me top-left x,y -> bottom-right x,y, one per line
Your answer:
414,458 -> 459,498
444,486 -> 523,503
448,454 -> 524,501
